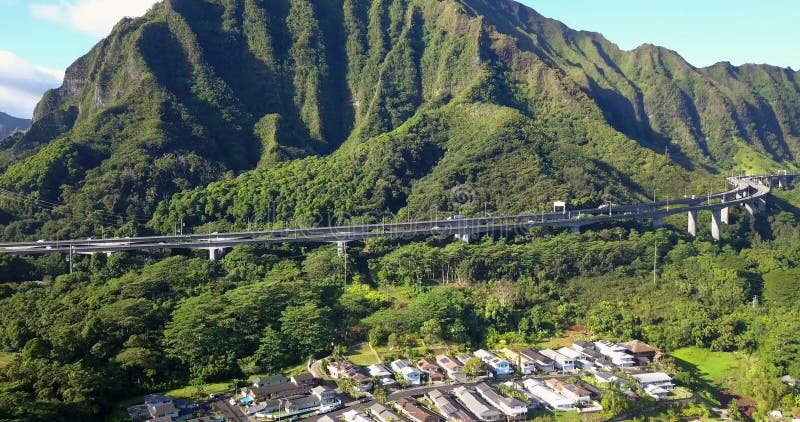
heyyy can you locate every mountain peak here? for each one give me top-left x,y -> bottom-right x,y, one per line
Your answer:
0,0 -> 798,238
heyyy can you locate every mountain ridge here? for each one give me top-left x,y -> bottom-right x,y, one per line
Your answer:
0,112 -> 30,141
0,0 -> 797,239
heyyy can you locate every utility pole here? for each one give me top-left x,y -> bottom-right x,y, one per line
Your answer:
343,242 -> 348,287
69,245 -> 74,275
653,240 -> 657,285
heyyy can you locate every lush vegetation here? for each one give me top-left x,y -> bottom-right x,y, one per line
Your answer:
1,0 -> 798,241
0,0 -> 799,421
0,203 -> 797,420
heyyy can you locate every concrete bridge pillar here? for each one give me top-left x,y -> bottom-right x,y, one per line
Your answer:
687,210 -> 698,237
336,241 -> 347,257
711,209 -> 722,241
744,202 -> 755,219
454,233 -> 470,243
207,247 -> 226,261
719,193 -> 729,225
758,198 -> 767,212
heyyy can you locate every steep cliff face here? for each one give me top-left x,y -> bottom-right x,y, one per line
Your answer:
461,0 -> 800,166
0,0 -> 798,238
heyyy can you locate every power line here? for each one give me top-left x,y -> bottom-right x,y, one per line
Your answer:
0,187 -> 148,228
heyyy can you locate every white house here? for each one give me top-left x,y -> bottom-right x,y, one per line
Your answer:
594,341 -> 635,368
632,373 -> 674,390
539,349 -> 575,371
556,347 -> 595,370
390,359 -> 422,385
367,364 -> 397,386
522,379 -> 575,411
474,349 -> 513,376
643,384 -> 670,400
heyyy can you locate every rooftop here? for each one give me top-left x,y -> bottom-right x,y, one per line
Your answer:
453,386 -> 500,418
632,372 -> 673,383
622,340 -> 660,354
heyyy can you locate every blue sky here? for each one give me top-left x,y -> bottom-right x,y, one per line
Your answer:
0,0 -> 798,118
522,0 -> 799,70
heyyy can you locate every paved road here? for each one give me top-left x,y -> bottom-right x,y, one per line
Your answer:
0,174 -> 783,256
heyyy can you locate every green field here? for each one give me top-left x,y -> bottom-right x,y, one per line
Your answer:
670,347 -> 750,405
165,381 -> 233,401
733,141 -> 796,175
348,342 -> 381,366
671,347 -> 745,385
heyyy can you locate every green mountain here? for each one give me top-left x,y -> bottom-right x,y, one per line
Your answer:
2,2 -> 800,420
1,0 -> 798,238
0,112 -> 30,141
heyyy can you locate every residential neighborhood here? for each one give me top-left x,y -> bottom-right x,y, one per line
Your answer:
126,337 -> 702,422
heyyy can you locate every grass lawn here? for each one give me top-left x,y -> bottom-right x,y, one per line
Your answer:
670,346 -> 749,405
348,342 -> 380,366
166,381 -> 233,401
0,352 -> 16,368
671,347 -> 745,385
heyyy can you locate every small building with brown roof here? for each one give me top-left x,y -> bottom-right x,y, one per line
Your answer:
621,340 -> 661,363
427,389 -> 476,422
395,397 -> 443,422
417,358 -> 445,382
369,402 -> 409,422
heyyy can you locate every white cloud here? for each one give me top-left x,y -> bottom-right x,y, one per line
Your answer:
30,0 -> 158,37
0,51 -> 64,118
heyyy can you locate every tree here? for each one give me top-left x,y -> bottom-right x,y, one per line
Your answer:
373,382 -> 388,404
420,319 -> 442,343
332,344 -> 348,362
600,382 -> 631,418
280,302 -> 332,357
253,326 -> 288,374
463,357 -> 483,379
